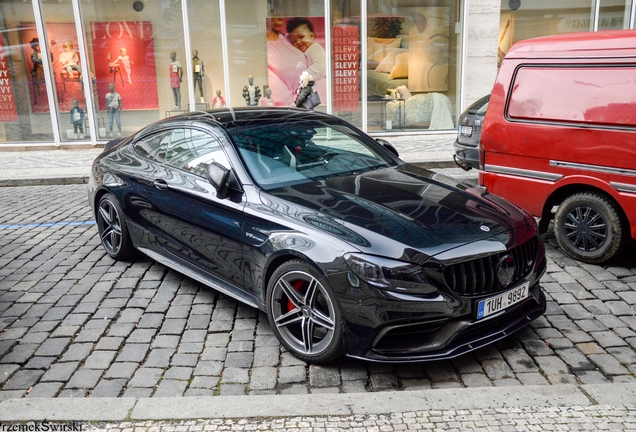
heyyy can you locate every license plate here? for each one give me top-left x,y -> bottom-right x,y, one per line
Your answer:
459,125 -> 473,137
477,281 -> 530,319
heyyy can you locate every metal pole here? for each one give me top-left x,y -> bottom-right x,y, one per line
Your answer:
592,0 -> 600,31
631,0 -> 636,28
32,0 -> 62,147
361,0 -> 367,132
459,0 -> 469,114
220,0 -> 231,107
182,0 -> 196,111
71,0 -> 97,146
324,0 -> 332,115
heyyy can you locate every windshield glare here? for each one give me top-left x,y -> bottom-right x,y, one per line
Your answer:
229,121 -> 397,189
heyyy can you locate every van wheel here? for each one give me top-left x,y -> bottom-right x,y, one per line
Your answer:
554,192 -> 626,264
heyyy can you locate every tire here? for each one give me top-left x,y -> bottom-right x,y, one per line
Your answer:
266,259 -> 345,364
554,192 -> 626,264
96,193 -> 136,261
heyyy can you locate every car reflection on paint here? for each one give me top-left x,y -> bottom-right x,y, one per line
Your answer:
88,107 -> 546,363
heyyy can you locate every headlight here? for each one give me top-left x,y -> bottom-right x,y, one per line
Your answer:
344,253 -> 437,294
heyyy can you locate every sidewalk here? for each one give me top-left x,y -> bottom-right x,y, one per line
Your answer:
0,134 -> 460,187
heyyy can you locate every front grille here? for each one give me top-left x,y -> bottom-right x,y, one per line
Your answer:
373,319 -> 449,353
443,237 -> 537,297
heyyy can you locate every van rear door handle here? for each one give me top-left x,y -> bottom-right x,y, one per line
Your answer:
153,179 -> 169,190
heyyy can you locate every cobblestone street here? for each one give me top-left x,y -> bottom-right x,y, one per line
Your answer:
0,184 -> 635,400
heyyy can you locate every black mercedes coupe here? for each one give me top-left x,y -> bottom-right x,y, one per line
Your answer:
88,107 -> 546,363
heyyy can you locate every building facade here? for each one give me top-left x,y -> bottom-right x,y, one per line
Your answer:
0,0 -> 633,148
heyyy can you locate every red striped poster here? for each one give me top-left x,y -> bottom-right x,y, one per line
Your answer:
333,26 -> 358,112
0,36 -> 18,122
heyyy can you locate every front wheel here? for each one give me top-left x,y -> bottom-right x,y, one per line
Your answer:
96,193 -> 136,261
553,192 -> 626,264
266,260 -> 344,364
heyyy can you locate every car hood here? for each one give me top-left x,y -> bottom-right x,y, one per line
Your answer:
260,164 -> 532,263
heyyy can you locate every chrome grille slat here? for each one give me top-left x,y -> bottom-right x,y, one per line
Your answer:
443,237 -> 538,297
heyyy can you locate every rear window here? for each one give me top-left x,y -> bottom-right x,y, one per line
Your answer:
507,66 -> 636,127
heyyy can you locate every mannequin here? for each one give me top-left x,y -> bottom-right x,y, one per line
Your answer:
70,100 -> 84,139
261,88 -> 274,107
169,51 -> 183,109
113,47 -> 133,84
105,83 -> 122,137
59,40 -> 82,77
242,75 -> 261,106
212,90 -> 226,109
192,49 -> 205,102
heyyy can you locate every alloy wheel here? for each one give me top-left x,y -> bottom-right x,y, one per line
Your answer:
270,270 -> 336,356
97,197 -> 123,256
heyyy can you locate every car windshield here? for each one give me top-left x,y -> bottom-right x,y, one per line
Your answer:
228,120 -> 397,189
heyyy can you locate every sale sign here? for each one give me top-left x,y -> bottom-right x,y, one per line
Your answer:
0,37 -> 18,122
332,26 -> 359,112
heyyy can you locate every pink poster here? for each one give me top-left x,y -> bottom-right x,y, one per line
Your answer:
0,36 -> 18,122
20,22 -> 86,113
333,26 -> 359,112
90,21 -> 158,110
266,17 -> 326,106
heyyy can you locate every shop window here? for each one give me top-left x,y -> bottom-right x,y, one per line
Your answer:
365,1 -> 458,132
0,1 -> 55,143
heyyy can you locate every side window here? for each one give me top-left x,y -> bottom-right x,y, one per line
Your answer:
133,131 -> 171,163
165,128 -> 231,177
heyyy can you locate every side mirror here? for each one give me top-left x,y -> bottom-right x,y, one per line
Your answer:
376,138 -> 399,158
207,162 -> 230,199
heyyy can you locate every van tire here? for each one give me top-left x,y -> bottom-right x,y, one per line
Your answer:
554,192 -> 626,264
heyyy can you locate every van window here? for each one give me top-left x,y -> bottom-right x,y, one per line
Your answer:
507,66 -> 636,127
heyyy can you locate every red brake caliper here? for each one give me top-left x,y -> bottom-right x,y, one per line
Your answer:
287,280 -> 304,312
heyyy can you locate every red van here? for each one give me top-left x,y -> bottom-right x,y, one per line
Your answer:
480,30 -> 636,264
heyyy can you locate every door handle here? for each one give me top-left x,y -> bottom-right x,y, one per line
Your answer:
153,179 -> 169,190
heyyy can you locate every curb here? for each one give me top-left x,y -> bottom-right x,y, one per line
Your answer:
0,383 -> 634,422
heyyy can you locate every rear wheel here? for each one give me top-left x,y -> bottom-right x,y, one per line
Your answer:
554,192 -> 626,264
266,260 -> 344,363
96,193 -> 136,261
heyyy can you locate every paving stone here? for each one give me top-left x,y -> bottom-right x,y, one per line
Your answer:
250,367 -> 277,390
65,369 -> 103,389
255,334 -> 280,347
555,348 -> 595,371
588,354 -> 630,375
206,333 -> 230,347
58,389 -> 87,398
177,343 -> 204,354
561,328 -> 594,344
153,379 -> 187,397
184,388 -> 215,397
0,364 -> 19,383
606,301 -> 635,316
225,351 -> 253,368
221,367 -> 249,383
128,367 -> 163,388
590,330 -> 628,348
41,362 -> 79,382
606,346 -> 636,365
279,365 -> 306,384
26,382 -> 63,398
116,343 -> 149,363
144,348 -> 175,368
160,319 -> 187,335
219,384 -> 246,396
171,353 -> 198,367
520,340 -> 553,357
107,323 -> 135,338
22,356 -> 54,371
137,313 -> 164,328
208,320 -> 233,332
34,337 -> 71,357
122,387 -> 153,398
164,366 -> 192,381
534,355 -> 569,376
461,373 -> 492,387
516,372 -> 550,386
252,346 -> 279,367
309,364 -> 340,387
151,335 -> 180,349
104,362 -> 139,379
83,351 -> 117,369
576,342 -> 606,355
194,361 -> 223,376
2,369 -> 44,390
501,348 -> 538,373
186,315 -> 210,330
561,304 -> 593,320
90,379 -> 126,398
189,375 -> 220,389
279,383 -> 308,395
201,347 -> 228,362
60,343 -> 93,362
95,337 -> 124,351
574,369 -> 612,384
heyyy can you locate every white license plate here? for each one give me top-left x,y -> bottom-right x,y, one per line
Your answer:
477,281 -> 530,319
459,125 -> 473,136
